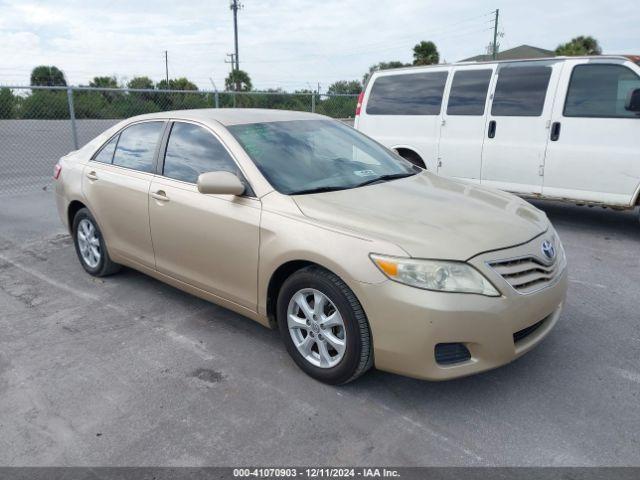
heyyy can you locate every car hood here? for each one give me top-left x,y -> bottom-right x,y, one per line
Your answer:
292,172 -> 548,260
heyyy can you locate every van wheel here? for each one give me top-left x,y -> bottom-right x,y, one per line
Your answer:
277,266 -> 373,385
72,208 -> 121,277
396,149 -> 426,169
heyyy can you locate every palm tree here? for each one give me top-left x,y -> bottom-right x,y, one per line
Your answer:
555,36 -> 602,56
413,41 -> 440,66
225,70 -> 252,92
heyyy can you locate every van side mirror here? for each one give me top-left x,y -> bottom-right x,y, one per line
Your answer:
197,171 -> 245,196
625,88 -> 640,112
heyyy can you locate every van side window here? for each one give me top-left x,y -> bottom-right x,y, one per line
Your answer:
491,65 -> 552,116
163,122 -> 240,183
93,135 -> 119,164
564,64 -> 640,118
446,69 -> 492,116
366,72 -> 448,115
112,121 -> 164,173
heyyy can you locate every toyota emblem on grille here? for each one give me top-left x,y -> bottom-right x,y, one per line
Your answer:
541,240 -> 556,260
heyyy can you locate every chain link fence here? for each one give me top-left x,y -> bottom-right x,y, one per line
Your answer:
0,86 -> 358,195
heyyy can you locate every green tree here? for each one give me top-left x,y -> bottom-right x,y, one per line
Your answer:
156,77 -> 198,91
555,36 -> 602,56
155,77 -> 201,110
363,61 -> 407,86
87,76 -> 121,103
0,88 -> 15,118
327,80 -> 362,95
413,41 -> 439,65
127,76 -> 155,90
30,65 -> 67,87
89,76 -> 119,88
20,90 -> 69,119
224,69 -> 252,92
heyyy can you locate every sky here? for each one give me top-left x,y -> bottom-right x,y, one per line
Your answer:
0,0 -> 637,92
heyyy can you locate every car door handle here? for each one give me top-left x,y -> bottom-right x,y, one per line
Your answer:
550,121 -> 561,141
151,190 -> 169,202
86,171 -> 98,181
487,120 -> 497,139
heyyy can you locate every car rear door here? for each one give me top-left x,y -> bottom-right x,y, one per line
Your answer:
437,65 -> 495,182
481,60 -> 564,194
148,120 -> 261,311
542,59 -> 640,206
82,120 -> 165,269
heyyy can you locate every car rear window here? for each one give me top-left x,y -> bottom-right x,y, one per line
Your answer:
366,71 -> 448,115
112,121 -> 164,173
491,64 -> 552,117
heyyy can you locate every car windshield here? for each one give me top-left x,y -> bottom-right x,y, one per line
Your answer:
227,119 -> 419,195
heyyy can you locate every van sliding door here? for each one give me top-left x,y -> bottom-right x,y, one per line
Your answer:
437,65 -> 495,182
481,60 -> 564,195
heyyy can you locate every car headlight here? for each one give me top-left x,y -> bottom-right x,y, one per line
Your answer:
370,254 -> 500,296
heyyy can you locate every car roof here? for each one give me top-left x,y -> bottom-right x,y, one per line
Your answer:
129,108 -> 324,126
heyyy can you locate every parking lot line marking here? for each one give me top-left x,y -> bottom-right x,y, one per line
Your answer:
0,253 -> 129,316
569,278 -> 606,289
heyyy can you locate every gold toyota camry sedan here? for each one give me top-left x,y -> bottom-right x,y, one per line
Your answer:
54,109 -> 567,384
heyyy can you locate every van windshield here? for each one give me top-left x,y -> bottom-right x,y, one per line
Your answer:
228,119 -> 418,195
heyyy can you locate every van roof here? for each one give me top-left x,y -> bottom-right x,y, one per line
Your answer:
368,55 -> 639,77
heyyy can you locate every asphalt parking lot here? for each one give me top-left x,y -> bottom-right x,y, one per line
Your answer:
1,190 -> 639,466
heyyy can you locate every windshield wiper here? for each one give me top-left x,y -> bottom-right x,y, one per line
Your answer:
353,172 -> 416,189
288,185 -> 349,195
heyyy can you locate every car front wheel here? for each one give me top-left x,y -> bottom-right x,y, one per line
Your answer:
277,266 -> 373,384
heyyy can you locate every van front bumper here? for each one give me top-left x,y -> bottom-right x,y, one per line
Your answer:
353,260 -> 567,381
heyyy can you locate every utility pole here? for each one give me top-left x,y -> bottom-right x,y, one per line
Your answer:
164,50 -> 169,85
230,0 -> 242,72
492,9 -> 500,60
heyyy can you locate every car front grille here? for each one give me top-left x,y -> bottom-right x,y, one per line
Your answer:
489,255 -> 560,294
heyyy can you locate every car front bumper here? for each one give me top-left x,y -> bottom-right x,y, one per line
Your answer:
352,237 -> 568,381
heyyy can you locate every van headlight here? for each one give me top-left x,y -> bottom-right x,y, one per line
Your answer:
370,254 -> 500,296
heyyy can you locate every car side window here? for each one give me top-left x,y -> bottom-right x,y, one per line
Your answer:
112,121 -> 164,173
564,64 -> 640,118
366,71 -> 448,115
491,64 -> 552,116
93,135 -> 119,163
163,122 -> 240,183
446,69 -> 493,116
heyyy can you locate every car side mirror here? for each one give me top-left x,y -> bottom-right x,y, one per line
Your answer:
625,88 -> 640,112
197,171 -> 245,196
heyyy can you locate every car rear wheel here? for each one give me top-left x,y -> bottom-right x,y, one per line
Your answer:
277,266 -> 373,384
72,208 -> 120,277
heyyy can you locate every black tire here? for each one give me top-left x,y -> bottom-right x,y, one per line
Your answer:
277,266 -> 373,385
398,150 -> 426,169
72,208 -> 121,277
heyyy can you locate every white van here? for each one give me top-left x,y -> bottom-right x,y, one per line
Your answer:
355,55 -> 640,209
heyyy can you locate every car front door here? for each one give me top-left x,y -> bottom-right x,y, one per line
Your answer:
437,65 -> 495,182
542,59 -> 640,206
148,121 -> 261,311
82,120 -> 165,269
481,60 -> 563,194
